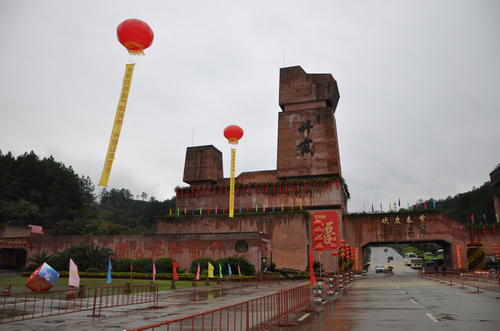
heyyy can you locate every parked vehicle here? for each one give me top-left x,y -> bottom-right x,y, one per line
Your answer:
411,258 -> 424,269
375,265 -> 385,273
384,248 -> 388,252
404,253 -> 417,266
424,252 -> 433,261
388,256 -> 393,260
423,261 -> 436,269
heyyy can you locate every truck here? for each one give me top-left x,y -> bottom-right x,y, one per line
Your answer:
404,253 -> 417,266
411,258 -> 424,269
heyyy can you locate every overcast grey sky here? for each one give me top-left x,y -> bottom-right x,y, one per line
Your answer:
1,1 -> 499,214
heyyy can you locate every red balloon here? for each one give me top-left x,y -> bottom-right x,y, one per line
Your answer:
224,125 -> 244,144
117,19 -> 154,55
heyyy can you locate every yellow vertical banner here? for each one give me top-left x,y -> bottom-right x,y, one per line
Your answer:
99,64 -> 135,186
455,244 -> 463,269
229,148 -> 236,217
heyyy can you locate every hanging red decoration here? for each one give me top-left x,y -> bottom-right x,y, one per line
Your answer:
314,244 -> 324,251
313,228 -> 323,235
117,19 -> 154,56
331,251 -> 338,256
492,226 -> 496,237
224,125 -> 244,144
314,236 -> 324,243
314,220 -> 323,227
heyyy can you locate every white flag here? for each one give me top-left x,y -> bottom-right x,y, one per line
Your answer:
69,258 -> 80,287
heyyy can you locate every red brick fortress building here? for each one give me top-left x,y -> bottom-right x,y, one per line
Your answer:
157,66 -> 349,272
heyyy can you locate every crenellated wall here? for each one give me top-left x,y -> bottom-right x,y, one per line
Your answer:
175,178 -> 347,214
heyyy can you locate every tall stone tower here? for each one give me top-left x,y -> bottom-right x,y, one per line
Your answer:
277,66 -> 342,179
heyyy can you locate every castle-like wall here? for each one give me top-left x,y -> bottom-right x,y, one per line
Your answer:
27,232 -> 268,273
156,213 -> 311,270
175,178 -> 346,213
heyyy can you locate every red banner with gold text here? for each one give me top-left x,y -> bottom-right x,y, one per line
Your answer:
310,211 -> 339,250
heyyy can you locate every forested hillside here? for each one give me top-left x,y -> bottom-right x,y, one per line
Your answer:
420,182 -> 498,225
0,151 -> 175,235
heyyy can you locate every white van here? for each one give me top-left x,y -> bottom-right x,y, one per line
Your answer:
404,253 -> 417,266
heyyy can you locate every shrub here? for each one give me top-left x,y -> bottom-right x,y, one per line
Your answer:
115,258 -> 132,272
84,268 -> 102,273
200,270 -> 209,278
154,258 -> 177,273
190,258 -> 215,274
133,258 -> 153,273
215,255 -> 255,276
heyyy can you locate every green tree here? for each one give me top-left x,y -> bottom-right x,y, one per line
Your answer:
26,250 -> 57,270
85,244 -> 115,269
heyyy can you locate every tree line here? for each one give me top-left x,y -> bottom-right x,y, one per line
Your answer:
1,150 -> 498,235
0,151 -> 175,235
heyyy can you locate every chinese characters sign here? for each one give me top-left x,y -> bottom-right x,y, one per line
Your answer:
311,211 -> 339,250
296,119 -> 314,157
379,214 -> 428,240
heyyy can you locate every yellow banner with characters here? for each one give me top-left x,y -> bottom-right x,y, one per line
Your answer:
99,64 -> 135,186
229,148 -> 236,217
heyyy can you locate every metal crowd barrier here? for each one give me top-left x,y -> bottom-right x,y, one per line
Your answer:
0,283 -> 158,324
419,268 -> 500,292
131,284 -> 312,331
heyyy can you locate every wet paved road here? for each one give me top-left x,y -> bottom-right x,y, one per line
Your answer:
268,247 -> 500,331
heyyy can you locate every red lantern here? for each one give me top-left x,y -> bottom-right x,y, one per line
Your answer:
313,228 -> 323,235
340,239 -> 345,244
331,251 -> 338,256
314,236 -> 323,243
493,226 -> 496,237
340,253 -> 345,258
224,125 -> 244,144
332,243 -> 338,250
313,220 -> 323,227
117,19 -> 154,56
315,244 -> 324,252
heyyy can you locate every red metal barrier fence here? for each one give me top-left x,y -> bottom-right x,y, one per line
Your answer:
0,283 -> 158,324
419,268 -> 500,292
131,284 -> 312,331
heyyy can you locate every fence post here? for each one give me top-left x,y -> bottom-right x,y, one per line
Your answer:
66,286 -> 76,299
78,284 -> 86,298
87,287 -> 105,318
2,283 -> 11,296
